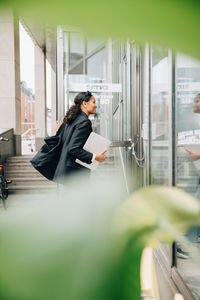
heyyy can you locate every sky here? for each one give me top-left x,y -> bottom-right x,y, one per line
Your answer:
19,22 -> 35,92
19,22 -> 51,108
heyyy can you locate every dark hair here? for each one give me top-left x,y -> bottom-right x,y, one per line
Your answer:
63,91 -> 93,125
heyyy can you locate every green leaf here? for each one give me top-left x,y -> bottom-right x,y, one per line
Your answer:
1,0 -> 200,58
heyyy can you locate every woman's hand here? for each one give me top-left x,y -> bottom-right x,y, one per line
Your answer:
95,149 -> 108,162
56,120 -> 63,132
184,147 -> 200,161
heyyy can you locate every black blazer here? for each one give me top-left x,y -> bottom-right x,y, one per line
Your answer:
53,111 -> 93,181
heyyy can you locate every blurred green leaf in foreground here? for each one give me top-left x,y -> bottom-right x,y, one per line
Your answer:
0,179 -> 199,300
0,0 -> 200,59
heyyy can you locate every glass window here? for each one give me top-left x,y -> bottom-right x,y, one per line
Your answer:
151,46 -> 170,185
63,32 -> 111,138
63,32 -> 85,109
112,40 -> 121,113
86,49 -> 109,137
87,37 -> 105,54
69,33 -> 85,71
69,62 -> 83,75
87,48 -> 107,80
175,53 -> 200,298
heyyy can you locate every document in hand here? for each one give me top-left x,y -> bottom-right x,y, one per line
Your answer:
75,132 -> 111,170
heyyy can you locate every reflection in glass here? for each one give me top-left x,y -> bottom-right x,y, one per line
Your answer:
69,33 -> 84,71
176,53 -> 200,299
112,40 -> 121,112
87,37 -> 105,54
63,31 -> 114,139
151,47 -> 169,185
87,48 -> 107,80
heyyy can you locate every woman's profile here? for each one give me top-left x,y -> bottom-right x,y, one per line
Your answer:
54,91 -> 107,184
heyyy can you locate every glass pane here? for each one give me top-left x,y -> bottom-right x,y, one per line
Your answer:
151,46 -> 169,184
87,37 -> 105,54
87,48 -> 107,80
63,31 -> 69,75
112,40 -> 121,112
69,62 -> 83,75
69,32 -> 85,71
86,48 -> 109,137
176,52 -> 200,299
64,34 -> 116,140
122,42 -> 131,141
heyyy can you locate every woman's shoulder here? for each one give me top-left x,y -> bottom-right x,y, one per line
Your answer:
75,112 -> 91,125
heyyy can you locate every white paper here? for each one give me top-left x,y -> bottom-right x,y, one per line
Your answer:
75,132 -> 111,170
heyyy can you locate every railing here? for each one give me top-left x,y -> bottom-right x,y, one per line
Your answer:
110,141 -> 131,195
0,128 -> 15,164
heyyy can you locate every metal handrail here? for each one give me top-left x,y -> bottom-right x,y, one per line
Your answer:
118,147 -> 130,195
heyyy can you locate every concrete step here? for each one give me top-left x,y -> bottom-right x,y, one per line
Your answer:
6,155 -> 34,161
5,170 -> 43,178
7,155 -> 34,158
5,163 -> 35,170
4,155 -> 57,194
6,158 -> 34,164
9,178 -> 55,186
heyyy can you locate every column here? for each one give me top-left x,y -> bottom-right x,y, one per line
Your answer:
0,10 -> 21,155
35,44 -> 47,150
51,68 -> 57,135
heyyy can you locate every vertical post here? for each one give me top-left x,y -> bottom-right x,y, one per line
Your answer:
107,38 -> 113,140
168,49 -> 173,187
51,67 -> 57,135
0,10 -> 21,155
142,43 -> 150,186
56,26 -> 64,121
148,45 -> 152,185
34,44 -> 47,150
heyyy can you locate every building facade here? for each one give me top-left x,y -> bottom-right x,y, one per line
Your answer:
20,81 -> 35,153
56,27 -> 200,300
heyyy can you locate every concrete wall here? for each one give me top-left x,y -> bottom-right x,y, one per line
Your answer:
35,44 -> 47,150
0,129 -> 15,164
0,10 -> 21,155
51,68 -> 57,135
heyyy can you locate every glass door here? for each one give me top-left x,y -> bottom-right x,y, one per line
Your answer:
112,41 -> 147,193
150,45 -> 171,185
174,53 -> 200,300
111,39 -> 143,194
129,42 -> 145,190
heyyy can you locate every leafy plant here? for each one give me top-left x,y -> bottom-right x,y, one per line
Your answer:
1,0 -> 200,59
0,185 -> 199,300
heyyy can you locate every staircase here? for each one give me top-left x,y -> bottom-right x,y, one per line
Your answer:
4,155 -> 57,194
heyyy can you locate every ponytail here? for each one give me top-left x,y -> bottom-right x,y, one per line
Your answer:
63,91 -> 93,125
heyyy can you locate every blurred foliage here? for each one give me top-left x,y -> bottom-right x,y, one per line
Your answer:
0,0 -> 199,297
0,185 -> 199,300
0,0 -> 200,58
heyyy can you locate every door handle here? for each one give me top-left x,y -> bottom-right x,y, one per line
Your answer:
130,136 -> 145,167
110,138 -> 145,167
110,141 -> 132,148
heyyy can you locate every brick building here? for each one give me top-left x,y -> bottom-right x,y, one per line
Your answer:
20,81 -> 35,136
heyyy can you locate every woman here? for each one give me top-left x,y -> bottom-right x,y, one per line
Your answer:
54,91 -> 107,183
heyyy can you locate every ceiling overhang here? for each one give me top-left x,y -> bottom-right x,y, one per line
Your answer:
20,16 -> 57,72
